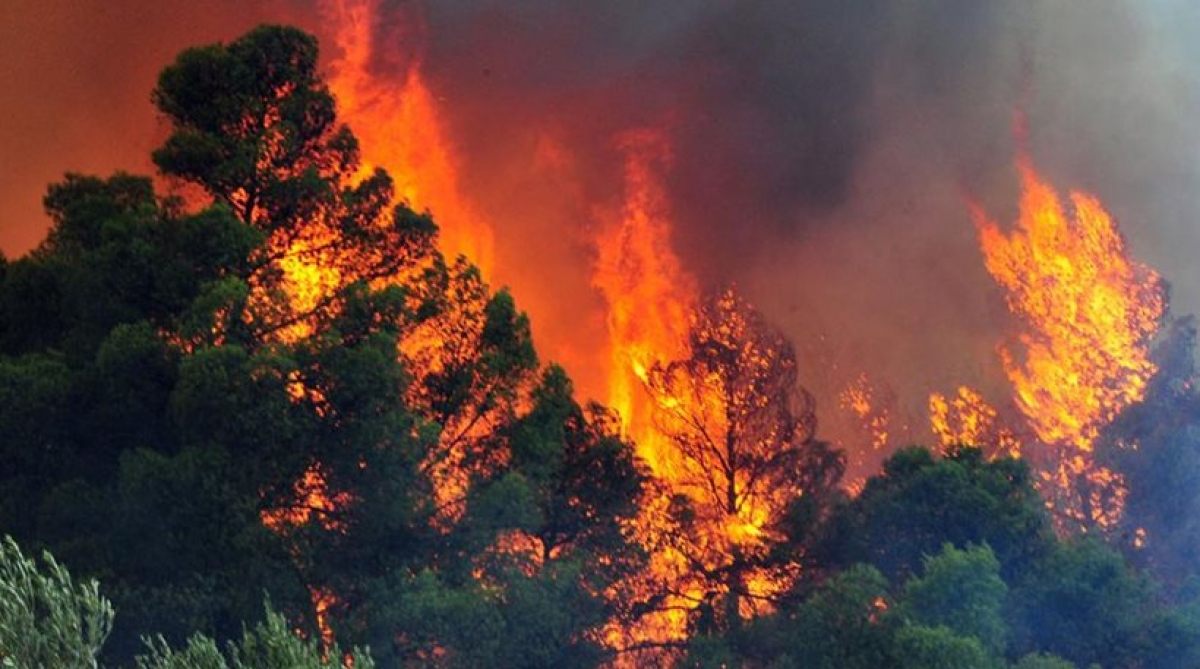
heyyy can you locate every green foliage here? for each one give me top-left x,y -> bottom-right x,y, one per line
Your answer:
374,563 -> 607,669
0,353 -> 73,538
152,26 -> 353,231
385,365 -> 645,667
738,564 -> 894,669
136,603 -> 374,669
102,444 -> 304,661
822,445 -> 1053,582
681,634 -> 737,669
892,624 -> 1000,669
150,24 -> 436,340
7,19 -> 1200,669
3,174 -> 260,360
1098,317 -> 1200,584
900,543 -> 1007,655
1011,653 -> 1078,669
1009,537 -> 1160,668
0,536 -> 114,669
501,366 -> 645,571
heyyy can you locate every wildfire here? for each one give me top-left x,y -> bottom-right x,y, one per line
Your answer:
592,128 -> 697,473
252,0 -> 508,646
591,128 -> 699,654
261,465 -> 348,532
321,0 -> 495,275
261,463 -> 349,645
840,373 -> 893,452
592,131 -> 819,657
973,156 -> 1164,529
929,386 -> 1020,457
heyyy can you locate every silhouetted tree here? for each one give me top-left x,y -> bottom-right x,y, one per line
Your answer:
644,287 -> 843,633
820,445 -> 1054,582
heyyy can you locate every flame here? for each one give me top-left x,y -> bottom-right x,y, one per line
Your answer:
261,464 -> 349,532
322,0 -> 494,275
929,385 -> 1020,457
593,131 -> 803,656
973,156 -> 1164,528
311,586 -> 337,648
261,464 -> 349,646
592,128 -> 697,471
591,128 -> 698,654
252,1 -> 506,644
840,372 -> 892,452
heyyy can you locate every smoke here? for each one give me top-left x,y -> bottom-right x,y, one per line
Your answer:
397,0 -> 1200,457
3,0 -> 1198,465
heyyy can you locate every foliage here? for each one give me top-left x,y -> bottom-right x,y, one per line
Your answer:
0,22 -> 640,668
899,543 -> 1007,655
821,445 -> 1054,582
136,603 -> 373,669
740,564 -> 895,669
0,536 -> 114,669
1010,654 -> 1078,669
644,287 -> 844,632
153,24 -> 437,341
1008,537 -> 1161,668
3,20 -> 1200,669
1098,316 -> 1200,584
891,624 -> 1000,669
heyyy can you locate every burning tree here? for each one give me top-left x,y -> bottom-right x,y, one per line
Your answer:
138,25 -> 600,658
973,157 -> 1165,533
641,287 -> 843,635
152,25 -> 440,344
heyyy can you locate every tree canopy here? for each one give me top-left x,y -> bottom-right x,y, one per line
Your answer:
2,21 -> 1199,669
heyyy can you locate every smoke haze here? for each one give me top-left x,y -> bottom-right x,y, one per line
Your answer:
3,0 -> 1198,465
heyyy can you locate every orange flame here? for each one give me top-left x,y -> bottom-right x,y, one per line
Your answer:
322,0 -> 495,274
840,372 -> 892,452
929,385 -> 1020,457
591,129 -> 698,654
592,128 -> 697,471
593,131 -> 806,657
973,156 -> 1164,528
261,464 -> 349,646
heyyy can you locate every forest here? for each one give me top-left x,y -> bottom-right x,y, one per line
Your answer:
4,24 -> 1200,669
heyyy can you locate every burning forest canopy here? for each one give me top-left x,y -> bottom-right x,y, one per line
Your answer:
4,2 -> 1200,668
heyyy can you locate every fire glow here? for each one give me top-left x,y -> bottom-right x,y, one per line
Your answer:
252,0 -> 1172,656
972,156 -> 1165,530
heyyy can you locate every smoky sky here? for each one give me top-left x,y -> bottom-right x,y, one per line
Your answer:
394,0 -> 1200,298
413,0 -> 899,274
3,0 -> 1199,459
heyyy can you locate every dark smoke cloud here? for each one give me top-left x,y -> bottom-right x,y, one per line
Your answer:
392,0 -> 1200,453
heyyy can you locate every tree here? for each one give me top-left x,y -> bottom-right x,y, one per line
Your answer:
493,366 -> 645,575
1010,654 -> 1078,669
0,536 -> 113,669
0,534 -> 370,669
821,445 -> 1054,582
362,367 -> 647,667
1009,537 -> 1160,668
891,624 -> 1000,669
643,287 -> 844,632
152,24 -> 438,341
734,563 -> 894,669
403,264 -> 540,526
899,544 -> 1007,656
136,603 -> 374,669
1097,316 -> 1200,584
